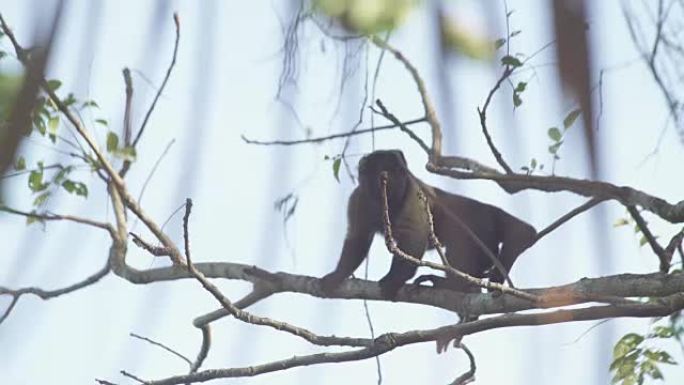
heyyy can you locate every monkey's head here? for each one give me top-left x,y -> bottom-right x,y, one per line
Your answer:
357,150 -> 410,204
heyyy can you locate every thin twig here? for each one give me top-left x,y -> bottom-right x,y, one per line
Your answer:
373,100 -> 430,154
0,206 -> 116,236
627,205 -> 671,272
477,67 -> 515,174
129,232 -> 171,256
130,332 -> 193,368
370,36 -> 442,158
0,263 -> 110,324
132,13 -> 180,148
534,197 -> 604,242
241,117 -> 425,146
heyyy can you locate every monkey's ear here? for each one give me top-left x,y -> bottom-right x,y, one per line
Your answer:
390,150 -> 407,167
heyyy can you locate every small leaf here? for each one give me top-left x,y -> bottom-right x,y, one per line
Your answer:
510,30 -> 522,37
14,156 -> 26,171
81,100 -> 99,109
26,211 -> 44,226
106,131 -> 119,152
494,38 -> 506,49
28,169 -> 48,192
513,92 -> 522,107
563,108 -> 582,129
61,180 -> 88,198
63,93 -> 77,107
530,158 -> 537,168
46,79 -> 62,91
332,158 -> 341,182
548,127 -> 562,142
33,191 -> 50,207
501,55 -> 522,67
613,218 -> 630,227
95,118 -> 108,127
639,235 -> 649,247
515,81 -> 527,93
548,141 -> 563,154
113,146 -> 137,162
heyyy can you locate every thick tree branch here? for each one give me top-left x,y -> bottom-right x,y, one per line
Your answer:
143,293 -> 684,385
427,162 -> 684,223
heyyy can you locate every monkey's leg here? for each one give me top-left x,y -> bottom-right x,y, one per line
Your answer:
320,233 -> 373,293
378,228 -> 427,299
488,219 -> 536,284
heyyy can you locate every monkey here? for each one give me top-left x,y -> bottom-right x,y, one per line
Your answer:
319,150 -> 537,299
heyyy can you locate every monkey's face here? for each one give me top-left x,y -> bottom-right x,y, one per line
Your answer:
357,150 -> 409,204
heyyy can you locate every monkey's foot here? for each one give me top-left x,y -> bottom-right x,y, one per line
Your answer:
318,273 -> 344,295
412,274 -> 447,288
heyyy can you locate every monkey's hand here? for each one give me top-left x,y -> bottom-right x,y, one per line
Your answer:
319,272 -> 344,295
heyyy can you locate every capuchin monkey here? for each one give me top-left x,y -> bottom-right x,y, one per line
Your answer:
319,150 -> 537,299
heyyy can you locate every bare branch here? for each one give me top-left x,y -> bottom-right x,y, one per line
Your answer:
426,162 -> 684,224
0,262 -> 110,324
373,100 -> 431,154
130,232 -> 171,256
1,205 -> 116,236
144,293 -> 684,385
477,67 -> 515,174
627,205 -> 671,272
189,325 -> 211,374
130,332 -> 192,368
370,36 -> 442,158
181,199 -> 373,348
132,13 -> 180,148
241,117 -> 425,146
534,197 -> 604,242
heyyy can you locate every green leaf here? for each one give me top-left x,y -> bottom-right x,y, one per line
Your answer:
501,55 -> 522,67
548,127 -> 562,142
613,333 -> 644,359
63,93 -> 77,107
53,166 -> 73,183
530,158 -> 537,168
14,156 -> 26,171
46,79 -> 62,91
26,211 -> 44,226
515,81 -> 527,93
494,38 -> 506,49
548,141 -> 563,155
513,92 -> 522,107
563,108 -> 582,129
34,115 -> 46,136
649,326 -> 674,339
32,191 -> 50,207
113,146 -> 137,162
81,100 -> 99,109
332,157 -> 341,182
639,235 -> 649,247
613,218 -> 630,227
106,131 -> 119,152
28,169 -> 48,192
510,30 -> 522,37
96,118 -> 108,127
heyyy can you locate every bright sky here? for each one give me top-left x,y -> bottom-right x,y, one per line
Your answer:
1,1 -> 683,384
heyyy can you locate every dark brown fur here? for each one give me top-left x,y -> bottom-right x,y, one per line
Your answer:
319,150 -> 536,298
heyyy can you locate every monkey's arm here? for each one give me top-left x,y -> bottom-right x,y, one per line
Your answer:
320,189 -> 375,293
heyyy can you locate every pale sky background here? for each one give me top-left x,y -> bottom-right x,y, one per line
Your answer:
1,1 -> 683,384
